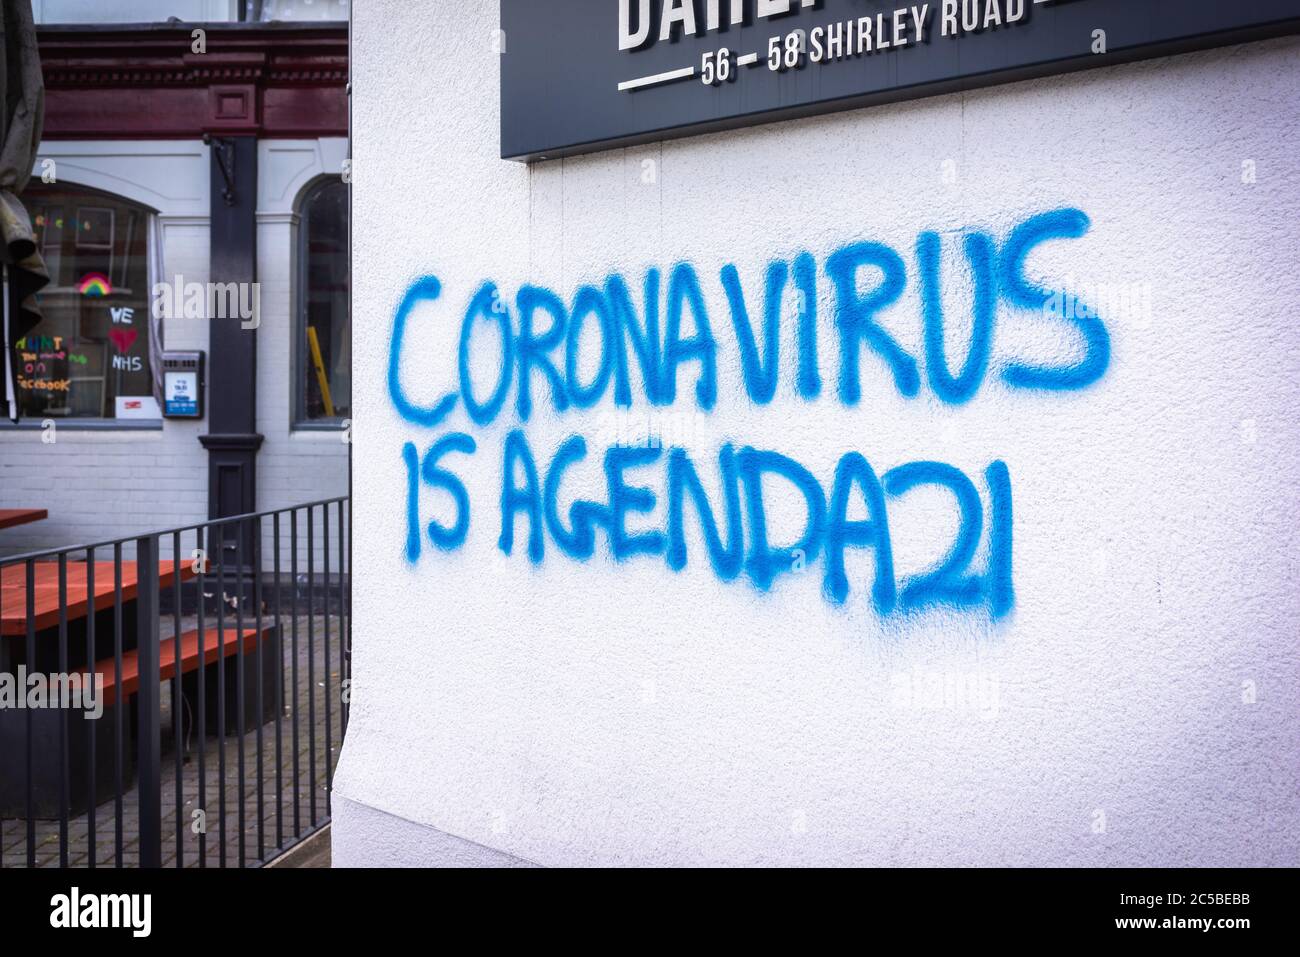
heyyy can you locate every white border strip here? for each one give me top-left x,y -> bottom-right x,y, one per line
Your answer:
618,66 -> 696,92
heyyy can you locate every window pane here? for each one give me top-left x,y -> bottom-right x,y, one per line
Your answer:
34,0 -> 348,24
16,186 -> 155,420
300,179 -> 350,423
250,1 -> 349,22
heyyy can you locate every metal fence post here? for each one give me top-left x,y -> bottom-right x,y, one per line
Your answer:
136,535 -> 163,868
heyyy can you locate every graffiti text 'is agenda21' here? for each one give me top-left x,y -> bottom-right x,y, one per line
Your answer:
389,208 -> 1111,619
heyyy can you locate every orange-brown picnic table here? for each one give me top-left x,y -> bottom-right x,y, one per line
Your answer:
0,560 -> 197,636
0,508 -> 47,530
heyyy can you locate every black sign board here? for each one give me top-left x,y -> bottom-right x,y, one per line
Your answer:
501,0 -> 1300,161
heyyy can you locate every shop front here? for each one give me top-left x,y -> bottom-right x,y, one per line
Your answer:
0,3 -> 354,871
0,13 -> 350,558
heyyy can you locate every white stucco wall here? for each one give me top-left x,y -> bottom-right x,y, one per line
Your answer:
336,0 -> 1300,867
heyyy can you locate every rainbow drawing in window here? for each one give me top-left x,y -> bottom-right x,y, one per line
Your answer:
77,272 -> 113,297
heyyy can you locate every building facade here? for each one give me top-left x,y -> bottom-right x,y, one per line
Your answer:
0,2 -> 350,559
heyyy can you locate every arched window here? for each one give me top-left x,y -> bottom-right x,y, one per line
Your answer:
14,184 -> 156,420
296,177 -> 350,426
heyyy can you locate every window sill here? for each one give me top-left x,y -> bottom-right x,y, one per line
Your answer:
291,420 -> 349,434
0,419 -> 164,432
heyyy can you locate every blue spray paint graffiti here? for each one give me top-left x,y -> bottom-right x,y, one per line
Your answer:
389,208 -> 1109,619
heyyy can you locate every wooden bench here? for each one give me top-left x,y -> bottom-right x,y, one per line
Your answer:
3,623 -> 279,819
95,624 -> 280,734
96,626 -> 263,706
0,508 -> 47,531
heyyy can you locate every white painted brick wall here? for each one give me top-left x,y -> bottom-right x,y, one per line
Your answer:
0,139 -> 349,569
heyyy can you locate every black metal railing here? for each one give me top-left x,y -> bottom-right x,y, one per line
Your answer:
0,497 -> 350,868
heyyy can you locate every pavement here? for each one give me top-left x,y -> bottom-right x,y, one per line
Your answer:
1,614 -> 346,869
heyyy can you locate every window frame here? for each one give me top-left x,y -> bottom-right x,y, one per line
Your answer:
1,182 -> 162,430
291,175 -> 350,431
